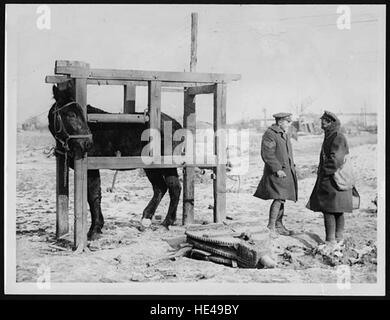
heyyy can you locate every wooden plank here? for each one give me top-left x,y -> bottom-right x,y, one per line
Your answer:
55,60 -> 90,78
56,146 -> 69,238
213,83 -> 227,223
87,113 -> 148,124
73,77 -> 88,251
88,68 -> 241,83
87,80 -> 202,88
124,84 -> 136,113
55,63 -> 241,83
148,81 -> 161,159
161,87 -> 184,93
87,156 -> 217,170
183,92 -> 196,225
89,79 -> 146,86
182,12 -> 198,226
46,75 -> 71,84
73,158 -> 88,250
56,60 -> 90,68
186,85 -> 215,96
46,76 -> 212,88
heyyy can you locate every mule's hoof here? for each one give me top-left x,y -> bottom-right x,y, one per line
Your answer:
141,218 -> 152,228
88,232 -> 102,241
87,227 -> 102,241
276,228 -> 295,236
161,224 -> 170,230
161,219 -> 175,230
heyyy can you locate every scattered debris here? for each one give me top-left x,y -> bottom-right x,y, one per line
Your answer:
309,238 -> 377,267
130,272 -> 145,282
114,255 -> 122,264
48,243 -> 69,252
372,195 -> 378,212
146,245 -> 193,267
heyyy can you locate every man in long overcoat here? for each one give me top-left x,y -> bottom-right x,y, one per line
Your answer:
307,111 -> 353,245
254,113 -> 298,236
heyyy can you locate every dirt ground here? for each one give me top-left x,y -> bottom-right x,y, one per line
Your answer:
15,129 -> 378,284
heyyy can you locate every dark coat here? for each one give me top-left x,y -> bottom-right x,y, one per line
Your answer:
307,118 -> 353,213
254,124 -> 298,201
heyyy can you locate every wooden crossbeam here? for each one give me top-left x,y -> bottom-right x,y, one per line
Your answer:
46,75 -> 71,83
54,60 -> 241,83
186,84 -> 215,95
87,113 -> 149,123
46,75 -> 199,89
87,156 -> 217,170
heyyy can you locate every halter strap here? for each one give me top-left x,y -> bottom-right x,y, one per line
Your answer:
52,101 -> 78,114
52,101 -> 93,152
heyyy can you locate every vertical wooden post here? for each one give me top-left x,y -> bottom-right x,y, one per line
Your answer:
182,12 -> 198,225
148,80 -> 161,159
73,67 -> 89,251
56,142 -> 69,237
110,84 -> 136,189
183,93 -> 196,224
213,83 -> 227,222
124,84 -> 136,114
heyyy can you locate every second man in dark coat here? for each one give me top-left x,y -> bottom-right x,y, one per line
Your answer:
254,113 -> 298,236
307,111 -> 353,246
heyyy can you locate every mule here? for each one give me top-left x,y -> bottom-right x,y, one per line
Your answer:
48,81 -> 182,240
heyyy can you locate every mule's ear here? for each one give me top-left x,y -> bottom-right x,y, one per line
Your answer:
52,85 -> 60,100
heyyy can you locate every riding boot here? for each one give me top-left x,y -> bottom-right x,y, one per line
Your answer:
275,202 -> 295,236
267,200 -> 281,238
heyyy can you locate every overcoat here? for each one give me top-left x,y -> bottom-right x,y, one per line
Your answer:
307,118 -> 353,213
254,124 -> 298,201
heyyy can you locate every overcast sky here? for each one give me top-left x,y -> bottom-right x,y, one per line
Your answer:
6,4 -> 385,124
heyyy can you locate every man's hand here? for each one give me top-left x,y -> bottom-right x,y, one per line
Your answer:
276,170 -> 287,178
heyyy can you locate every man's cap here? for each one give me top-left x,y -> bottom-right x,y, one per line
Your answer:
320,110 -> 337,122
272,112 -> 292,121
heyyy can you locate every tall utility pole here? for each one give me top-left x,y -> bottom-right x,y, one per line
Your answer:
183,12 -> 198,224
190,12 -> 198,72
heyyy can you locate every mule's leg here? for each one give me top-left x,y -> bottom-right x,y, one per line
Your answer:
162,169 -> 182,228
87,169 -> 104,240
142,169 -> 168,226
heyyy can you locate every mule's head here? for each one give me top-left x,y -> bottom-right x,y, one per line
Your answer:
48,81 -> 93,159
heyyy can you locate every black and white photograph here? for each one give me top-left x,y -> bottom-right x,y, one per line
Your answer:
4,4 -> 385,296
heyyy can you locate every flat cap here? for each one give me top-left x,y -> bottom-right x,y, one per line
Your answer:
272,112 -> 292,121
320,110 -> 338,122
